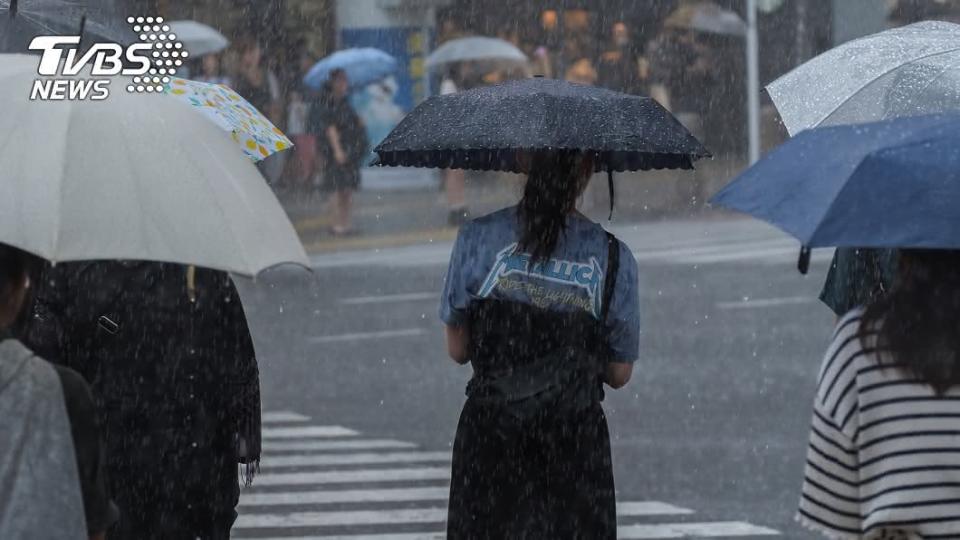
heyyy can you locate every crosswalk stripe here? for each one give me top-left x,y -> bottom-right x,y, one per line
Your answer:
255,466 -> 450,486
262,411 -> 311,423
670,246 -> 799,264
618,521 -> 781,538
239,486 -> 450,507
235,501 -> 696,529
262,451 -> 451,468
262,439 -> 417,452
249,534 -> 444,540
340,292 -> 436,305
262,426 -> 359,439
636,238 -> 795,261
716,296 -> 814,310
308,328 -> 426,344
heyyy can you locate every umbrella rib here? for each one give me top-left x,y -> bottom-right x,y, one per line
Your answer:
809,47 -> 960,129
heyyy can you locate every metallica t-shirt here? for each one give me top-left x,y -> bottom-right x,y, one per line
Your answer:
440,206 -> 640,363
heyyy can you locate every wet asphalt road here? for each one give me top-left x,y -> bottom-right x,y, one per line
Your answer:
232,217 -> 834,539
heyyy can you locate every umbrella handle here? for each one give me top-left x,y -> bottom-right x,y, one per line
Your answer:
798,246 -> 811,275
607,169 -> 615,221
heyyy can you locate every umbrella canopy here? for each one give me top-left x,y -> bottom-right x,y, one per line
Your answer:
303,48 -> 398,91
425,36 -> 528,71
710,113 -> 960,252
164,77 -> 292,162
168,20 -> 229,57
664,2 -> 746,37
0,0 -> 136,52
768,21 -> 960,136
374,77 -> 709,173
0,54 -> 307,276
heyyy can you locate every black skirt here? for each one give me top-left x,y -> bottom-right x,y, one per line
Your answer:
447,397 -> 617,539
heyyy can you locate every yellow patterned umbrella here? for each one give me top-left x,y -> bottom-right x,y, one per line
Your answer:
165,78 -> 293,162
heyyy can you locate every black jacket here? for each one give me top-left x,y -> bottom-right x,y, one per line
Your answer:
20,261 -> 261,538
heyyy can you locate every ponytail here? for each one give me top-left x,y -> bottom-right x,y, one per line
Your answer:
516,151 -> 591,265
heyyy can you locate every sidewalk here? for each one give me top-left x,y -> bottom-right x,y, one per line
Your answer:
278,156 -> 746,255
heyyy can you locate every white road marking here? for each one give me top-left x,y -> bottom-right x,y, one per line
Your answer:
252,534 -> 444,540
618,521 -> 781,538
262,411 -> 311,423
636,238 -> 796,262
254,466 -> 450,486
262,451 -> 451,468
235,501 -> 697,529
308,328 -> 426,344
340,292 -> 436,305
262,426 -> 359,439
239,486 -> 450,507
716,296 -> 814,310
262,439 -> 417,452
669,246 -> 799,264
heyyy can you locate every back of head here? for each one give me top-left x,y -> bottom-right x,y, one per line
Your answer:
0,244 -> 40,332
516,151 -> 593,265
860,249 -> 960,393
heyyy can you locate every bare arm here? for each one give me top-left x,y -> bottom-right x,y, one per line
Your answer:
605,362 -> 633,389
326,125 -> 347,164
445,324 -> 470,364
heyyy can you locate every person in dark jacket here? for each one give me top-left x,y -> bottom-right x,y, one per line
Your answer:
1,244 -> 117,540
440,151 -> 640,538
308,68 -> 369,235
20,261 -> 261,540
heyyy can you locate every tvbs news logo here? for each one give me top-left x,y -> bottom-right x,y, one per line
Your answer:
29,16 -> 188,101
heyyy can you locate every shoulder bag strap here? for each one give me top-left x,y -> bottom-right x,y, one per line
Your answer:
602,231 -> 619,323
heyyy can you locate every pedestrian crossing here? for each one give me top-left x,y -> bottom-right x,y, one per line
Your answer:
235,410 -> 780,539
307,218 -> 833,270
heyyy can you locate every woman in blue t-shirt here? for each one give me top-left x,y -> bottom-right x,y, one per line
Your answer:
440,150 -> 640,539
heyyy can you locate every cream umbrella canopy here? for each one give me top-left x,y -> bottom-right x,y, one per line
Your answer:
0,54 -> 307,277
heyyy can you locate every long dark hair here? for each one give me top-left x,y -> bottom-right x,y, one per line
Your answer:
516,150 -> 592,265
858,249 -> 960,394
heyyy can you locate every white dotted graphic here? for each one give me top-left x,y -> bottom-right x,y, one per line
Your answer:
127,15 -> 183,93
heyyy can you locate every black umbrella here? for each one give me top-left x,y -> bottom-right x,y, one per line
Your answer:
1,0 -> 136,52
374,77 -> 709,216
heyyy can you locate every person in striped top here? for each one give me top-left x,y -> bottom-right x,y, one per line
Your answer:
799,249 -> 960,539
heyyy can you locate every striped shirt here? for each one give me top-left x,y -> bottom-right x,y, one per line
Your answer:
798,309 -> 960,539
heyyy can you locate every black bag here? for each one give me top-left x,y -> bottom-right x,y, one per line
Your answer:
467,232 -> 621,426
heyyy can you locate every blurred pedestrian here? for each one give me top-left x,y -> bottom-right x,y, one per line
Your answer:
565,57 -> 598,85
285,52 -> 319,194
308,68 -> 368,236
598,21 -> 646,94
1,244 -> 116,540
647,28 -> 715,141
440,67 -> 469,226
194,53 -> 231,86
441,150 -> 640,538
232,38 -> 285,186
22,261 -> 261,540
798,249 -> 960,538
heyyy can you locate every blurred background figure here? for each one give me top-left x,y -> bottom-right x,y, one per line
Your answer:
440,66 -> 469,226
195,53 -> 231,86
598,21 -> 647,95
232,38 -> 285,187
308,69 -> 368,236
565,57 -> 598,85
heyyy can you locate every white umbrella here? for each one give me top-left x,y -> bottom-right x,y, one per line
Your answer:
169,20 -> 229,57
768,21 -> 960,136
425,37 -> 527,70
0,54 -> 307,277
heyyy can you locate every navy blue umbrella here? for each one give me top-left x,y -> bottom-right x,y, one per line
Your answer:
710,113 -> 960,272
